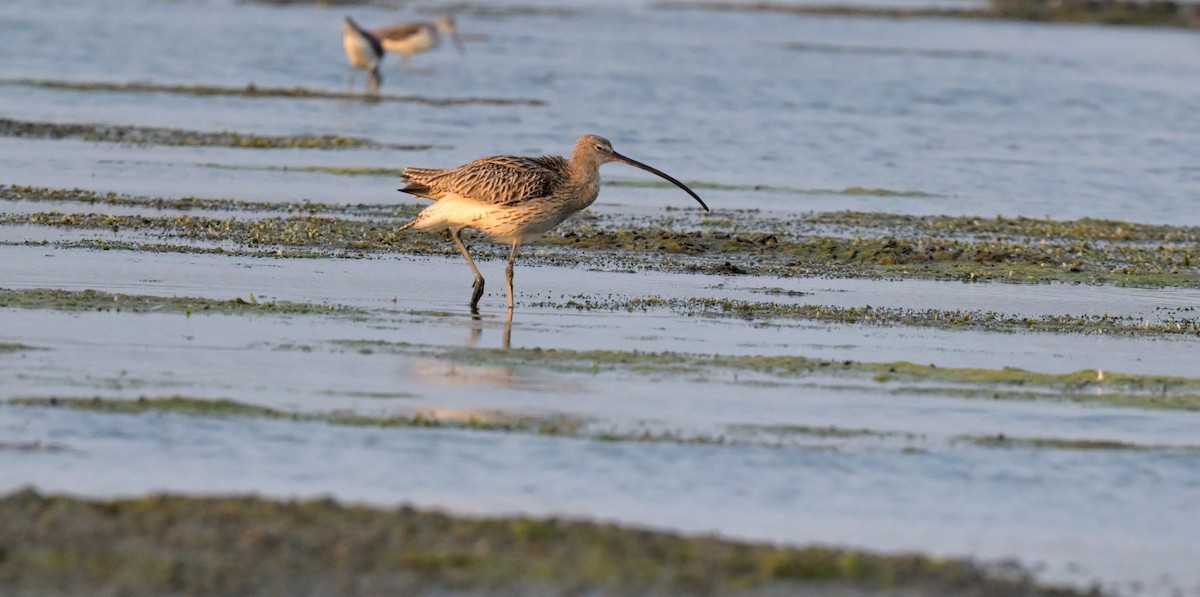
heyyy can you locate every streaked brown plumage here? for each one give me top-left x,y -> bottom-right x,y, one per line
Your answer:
397,134 -> 709,310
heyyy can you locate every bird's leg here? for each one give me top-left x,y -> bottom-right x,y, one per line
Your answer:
368,66 -> 381,94
502,307 -> 513,350
347,70 -> 357,92
505,240 -> 520,310
450,226 -> 485,308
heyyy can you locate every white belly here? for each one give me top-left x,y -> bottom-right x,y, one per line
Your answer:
410,194 -> 569,243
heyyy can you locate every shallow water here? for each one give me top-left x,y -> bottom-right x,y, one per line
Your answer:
2,0 -> 1200,595
2,248 -> 1200,596
5,405 -> 1199,597
3,245 -> 1200,376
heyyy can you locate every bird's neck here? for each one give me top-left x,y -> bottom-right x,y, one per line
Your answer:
567,145 -> 600,179
564,160 -> 601,210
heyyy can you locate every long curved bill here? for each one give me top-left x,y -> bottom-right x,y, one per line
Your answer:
612,151 -> 709,212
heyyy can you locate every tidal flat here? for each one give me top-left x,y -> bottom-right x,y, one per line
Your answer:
5,184 -> 1200,287
2,0 -> 1199,595
0,489 -> 1098,597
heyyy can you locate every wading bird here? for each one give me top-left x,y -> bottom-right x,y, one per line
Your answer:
372,14 -> 465,72
341,16 -> 384,93
397,134 -> 709,310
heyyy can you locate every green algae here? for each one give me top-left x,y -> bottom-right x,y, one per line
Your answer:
5,395 -> 285,419
0,441 -> 79,454
694,297 -> 1200,337
7,396 -> 591,437
657,0 -> 1199,28
0,211 -> 429,254
5,394 -> 758,447
0,117 -> 431,150
9,387 -> 1193,454
809,211 -> 1200,244
547,227 -> 1200,287
0,288 -> 362,316
955,434 -> 1174,451
332,339 -> 414,350
989,0 -> 1197,26
727,423 -> 910,439
1,79 -> 547,106
9,396 -> 740,446
0,275 -> 1196,347
732,425 -> 1200,452
0,185 -> 400,215
0,342 -> 37,353
890,384 -> 1200,411
334,390 -> 417,400
345,341 -> 1200,411
10,238 -> 336,260
10,183 -> 1198,245
546,295 -> 1200,338
11,396 -> 284,418
0,489 -> 1098,597
7,184 -> 1200,288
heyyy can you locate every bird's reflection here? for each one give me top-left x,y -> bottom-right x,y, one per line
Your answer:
466,307 -> 512,349
404,308 -> 518,390
404,308 -> 585,394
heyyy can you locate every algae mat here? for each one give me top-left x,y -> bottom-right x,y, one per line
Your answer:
0,489 -> 1097,596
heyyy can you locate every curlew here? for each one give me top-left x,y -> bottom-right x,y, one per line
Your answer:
341,16 -> 384,94
397,134 -> 709,310
372,14 -> 465,72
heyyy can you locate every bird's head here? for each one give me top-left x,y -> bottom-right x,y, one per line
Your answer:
436,14 -> 466,54
575,134 -> 709,212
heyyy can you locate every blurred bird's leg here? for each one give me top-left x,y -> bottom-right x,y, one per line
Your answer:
367,66 -> 381,94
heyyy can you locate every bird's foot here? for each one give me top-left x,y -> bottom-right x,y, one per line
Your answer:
469,277 -> 485,308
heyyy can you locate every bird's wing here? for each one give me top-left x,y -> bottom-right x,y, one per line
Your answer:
347,19 -> 384,56
401,155 -> 569,205
372,22 -> 423,41
364,30 -> 384,57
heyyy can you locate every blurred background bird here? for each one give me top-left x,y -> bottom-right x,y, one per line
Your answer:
372,14 -> 465,73
341,16 -> 384,93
